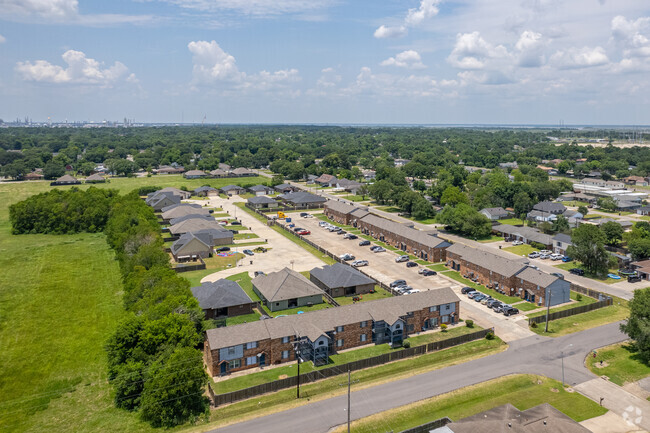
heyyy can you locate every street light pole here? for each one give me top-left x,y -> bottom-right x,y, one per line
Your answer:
561,343 -> 573,387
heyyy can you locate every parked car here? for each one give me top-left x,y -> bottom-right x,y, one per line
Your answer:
494,304 -> 508,313
395,255 -> 409,263
351,260 -> 369,267
540,250 -> 552,255
550,253 -> 563,261
628,275 -> 642,283
319,221 -> 328,227
569,268 -> 585,276
550,272 -> 564,279
231,221 -> 242,225
218,220 -> 228,225
528,252 -> 540,258
419,269 -> 437,276
359,240 -> 371,246
372,247 -> 386,253
503,306 -> 519,316
403,289 -> 420,295
254,271 -> 266,277
300,212 -> 308,217
216,246 -> 231,252
539,253 -> 550,260
336,230 -> 346,235
292,226 -> 303,232
339,253 -> 355,261
481,297 -> 493,305
328,226 -> 339,232
390,279 -> 407,288
395,286 -> 414,294
288,223 -> 296,228
243,249 -> 254,256
474,294 -> 488,302
370,246 -> 382,251
343,233 -> 357,239
296,229 -> 310,235
468,291 -> 482,299
406,261 -> 418,268
512,240 -> 524,246
304,214 -> 313,218
486,299 -> 500,308
460,286 -> 474,294
562,256 -> 572,262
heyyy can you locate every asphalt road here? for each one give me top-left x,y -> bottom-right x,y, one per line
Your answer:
210,322 -> 627,433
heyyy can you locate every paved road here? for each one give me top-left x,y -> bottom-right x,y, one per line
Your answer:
211,322 -> 627,433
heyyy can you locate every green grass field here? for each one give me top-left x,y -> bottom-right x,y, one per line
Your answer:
477,235 -> 504,243
586,343 -> 650,386
335,286 -> 393,305
333,374 -> 606,433
342,195 -> 366,202
503,243 -> 537,257
497,218 -> 525,225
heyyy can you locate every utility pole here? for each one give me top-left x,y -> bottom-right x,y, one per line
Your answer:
297,356 -> 301,399
544,289 -> 552,333
347,368 -> 351,433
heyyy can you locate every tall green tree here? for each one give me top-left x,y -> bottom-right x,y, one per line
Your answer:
566,224 -> 610,276
621,288 -> 650,363
601,221 -> 624,246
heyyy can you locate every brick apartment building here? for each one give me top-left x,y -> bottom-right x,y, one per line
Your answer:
204,288 -> 459,376
446,243 -> 569,306
324,201 -> 451,262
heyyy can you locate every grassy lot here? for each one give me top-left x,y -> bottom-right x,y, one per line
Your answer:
586,343 -> 650,386
209,339 -> 505,431
477,235 -> 504,243
335,286 -> 393,305
503,243 -> 538,257
497,218 -> 525,225
217,311 -> 262,326
234,232 -> 260,240
554,262 -> 621,284
342,195 -> 366,202
269,301 -> 333,317
375,206 -> 401,213
530,296 -> 629,337
212,332 -> 503,394
527,291 -> 597,318
511,301 -> 539,311
333,374 -> 606,433
561,201 -> 590,207
440,270 -> 522,304
428,263 -> 448,272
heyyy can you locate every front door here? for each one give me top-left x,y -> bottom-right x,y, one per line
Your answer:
220,363 -> 227,376
259,353 -> 266,367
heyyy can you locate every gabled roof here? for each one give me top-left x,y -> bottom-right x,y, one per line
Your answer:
315,173 -> 337,183
515,266 -> 561,288
85,173 -> 105,181
191,279 -> 253,309
194,186 -> 217,193
492,224 -> 554,245
169,218 -> 224,235
446,243 -> 528,277
249,184 -> 273,192
162,205 -> 211,220
552,233 -> 572,244
160,202 -> 202,213
184,170 -> 207,176
55,174 -> 79,183
248,196 -> 277,204
146,191 -> 181,208
206,288 -> 459,349
232,167 -> 254,175
221,184 -> 245,192
253,267 -> 323,302
194,227 -> 234,240
480,207 -> 508,217
359,213 -> 449,249
274,183 -> 294,191
158,187 -> 191,198
325,200 -> 358,215
171,232 -> 212,255
218,163 -> 231,171
169,214 -> 214,225
280,191 -> 327,205
210,169 -> 228,176
310,263 -> 376,289
532,201 -> 566,213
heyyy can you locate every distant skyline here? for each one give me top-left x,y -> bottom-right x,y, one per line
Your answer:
1,1 -> 650,125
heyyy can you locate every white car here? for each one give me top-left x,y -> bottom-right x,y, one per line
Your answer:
351,260 -> 369,267
319,221 -> 328,227
512,240 -> 524,246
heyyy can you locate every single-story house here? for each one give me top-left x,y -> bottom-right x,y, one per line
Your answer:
479,207 -> 510,221
231,167 -> 255,177
309,263 -> 376,298
220,185 -> 246,195
552,233 -> 573,255
314,173 -> 337,186
170,231 -> 213,261
210,168 -> 229,178
51,174 -> 81,186
194,186 -> 218,197
156,187 -> 192,200
279,191 -> 327,208
24,172 -> 44,181
153,165 -> 185,174
184,170 -> 207,179
637,205 -> 650,216
249,185 -> 274,196
169,214 -> 215,226
191,279 -> 255,319
168,218 -> 229,237
252,267 -> 324,312
532,201 -> 566,215
492,225 -> 554,248
624,176 -> 649,186
334,178 -> 364,193
146,191 -> 181,211
526,210 -> 558,222
616,200 -> 642,211
274,183 -> 296,194
85,173 -> 106,183
247,195 -> 279,209
218,163 -> 231,171
631,260 -> 650,281
161,204 -> 210,223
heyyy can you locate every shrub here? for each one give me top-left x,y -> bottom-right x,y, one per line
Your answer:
465,319 -> 474,328
531,322 -> 538,328
441,324 -> 448,332
576,294 -> 583,302
137,186 -> 160,196
485,332 -> 495,340
402,340 -> 411,348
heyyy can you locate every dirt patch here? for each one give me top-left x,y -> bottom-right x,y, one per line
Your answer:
594,361 -> 609,368
278,374 -> 288,380
565,387 -> 575,393
536,379 -> 543,385
550,388 -> 559,393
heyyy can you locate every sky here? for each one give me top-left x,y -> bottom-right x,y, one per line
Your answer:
1,0 -> 650,125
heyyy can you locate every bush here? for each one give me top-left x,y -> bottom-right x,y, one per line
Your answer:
531,322 -> 538,328
465,319 -> 474,328
485,332 -> 495,340
138,186 -> 160,196
576,294 -> 583,302
530,241 -> 546,250
402,340 -> 411,348
441,324 -> 448,332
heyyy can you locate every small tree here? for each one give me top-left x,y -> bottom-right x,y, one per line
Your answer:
621,288 -> 650,363
356,184 -> 369,200
601,221 -> 624,246
440,324 -> 448,332
578,205 -> 588,216
465,319 -> 474,328
567,224 -> 610,276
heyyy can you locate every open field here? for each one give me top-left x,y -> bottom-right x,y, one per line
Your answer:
332,374 -> 607,433
503,243 -> 537,256
497,218 -> 525,225
586,342 -> 650,386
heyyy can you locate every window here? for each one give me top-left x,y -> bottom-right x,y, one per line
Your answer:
282,350 -> 290,359
445,304 -> 451,311
360,321 -> 367,328
336,326 -> 344,332
441,315 -> 449,323
360,334 -> 367,342
429,306 -> 438,312
395,323 -> 401,329
318,340 -> 325,346
337,339 -> 344,347
227,347 -> 236,356
408,324 -> 414,332
246,341 -> 258,350
282,336 -> 290,344
228,359 -> 241,369
430,317 -> 438,327
246,356 -> 257,366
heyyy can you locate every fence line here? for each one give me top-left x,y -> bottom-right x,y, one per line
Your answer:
172,257 -> 206,273
245,203 -> 325,213
209,328 -> 493,406
398,417 -> 452,433
570,283 -> 611,301
528,298 -> 613,325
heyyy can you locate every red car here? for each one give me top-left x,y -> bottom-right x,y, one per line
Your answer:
297,229 -> 311,235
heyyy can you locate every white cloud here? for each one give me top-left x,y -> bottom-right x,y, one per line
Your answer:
447,32 -> 509,69
550,46 -> 609,69
374,0 -> 441,39
0,0 -> 154,25
0,34 -> 5,44
153,0 -> 335,16
338,66 -> 448,98
381,50 -> 425,69
188,40 -> 300,92
515,30 -> 545,67
16,50 -> 135,86
611,15 -> 650,58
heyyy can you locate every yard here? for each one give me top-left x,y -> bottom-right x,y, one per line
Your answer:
332,374 -> 606,433
497,217 -> 526,226
503,243 -> 538,257
234,232 -> 260,240
477,234 -> 504,243
334,285 -> 393,305
586,342 -> 650,386
342,194 -> 367,202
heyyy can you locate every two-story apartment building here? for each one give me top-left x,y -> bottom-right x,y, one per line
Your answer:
204,288 -> 460,376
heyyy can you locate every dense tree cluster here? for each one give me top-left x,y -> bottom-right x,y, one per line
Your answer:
621,288 -> 650,364
566,225 -> 614,276
9,187 -> 117,234
104,192 -> 209,427
626,222 -> 650,261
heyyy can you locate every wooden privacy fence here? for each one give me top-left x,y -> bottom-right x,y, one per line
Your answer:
570,283 -> 611,301
397,417 -> 452,433
528,298 -> 612,325
208,328 -> 493,406
172,257 -> 206,273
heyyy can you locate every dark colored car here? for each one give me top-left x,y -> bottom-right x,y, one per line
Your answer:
390,279 -> 407,288
486,299 -> 500,308
503,306 -> 519,316
243,249 -> 254,256
336,230 -> 346,235
569,268 -> 585,276
216,246 -> 231,252
460,286 -> 474,294
231,221 -> 242,225
254,271 -> 266,277
406,261 -> 418,268
299,212 -> 308,217
628,275 -> 642,283
359,240 -> 371,246
293,227 -> 304,232
420,269 -> 437,276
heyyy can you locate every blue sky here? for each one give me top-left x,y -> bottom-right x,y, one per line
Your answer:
1,0 -> 650,124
